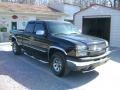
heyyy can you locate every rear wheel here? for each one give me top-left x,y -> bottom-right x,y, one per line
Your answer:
12,41 -> 22,55
51,52 -> 69,77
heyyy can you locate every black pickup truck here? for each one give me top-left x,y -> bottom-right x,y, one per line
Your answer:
10,20 -> 110,77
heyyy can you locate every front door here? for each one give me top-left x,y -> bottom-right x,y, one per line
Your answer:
30,22 -> 49,53
30,22 -> 49,61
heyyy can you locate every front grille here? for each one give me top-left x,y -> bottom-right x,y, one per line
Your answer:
88,43 -> 106,56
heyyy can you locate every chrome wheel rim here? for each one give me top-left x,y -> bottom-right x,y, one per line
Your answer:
13,43 -> 17,53
53,57 -> 62,72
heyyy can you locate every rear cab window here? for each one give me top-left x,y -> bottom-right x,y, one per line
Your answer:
25,22 -> 35,33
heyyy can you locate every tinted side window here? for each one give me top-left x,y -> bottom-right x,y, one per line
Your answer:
34,23 -> 45,33
25,23 -> 35,33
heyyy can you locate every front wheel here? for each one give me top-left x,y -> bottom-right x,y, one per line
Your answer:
50,52 -> 69,77
12,41 -> 22,55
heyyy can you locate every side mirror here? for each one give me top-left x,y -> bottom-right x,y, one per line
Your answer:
36,30 -> 45,36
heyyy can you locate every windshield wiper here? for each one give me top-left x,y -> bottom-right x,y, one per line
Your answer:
53,33 -> 68,35
70,33 -> 79,35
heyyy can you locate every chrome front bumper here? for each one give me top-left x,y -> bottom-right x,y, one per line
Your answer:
67,51 -> 111,71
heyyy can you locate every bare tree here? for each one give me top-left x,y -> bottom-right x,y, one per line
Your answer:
16,0 -> 35,4
72,0 -> 113,9
1,0 -> 36,4
113,0 -> 120,8
1,0 -> 120,9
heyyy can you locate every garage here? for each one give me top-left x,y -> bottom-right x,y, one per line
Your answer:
74,4 -> 120,48
82,17 -> 111,42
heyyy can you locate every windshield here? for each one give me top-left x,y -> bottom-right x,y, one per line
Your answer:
47,22 -> 81,35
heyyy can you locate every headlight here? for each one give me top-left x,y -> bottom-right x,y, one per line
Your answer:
105,40 -> 109,46
105,40 -> 109,51
76,45 -> 87,57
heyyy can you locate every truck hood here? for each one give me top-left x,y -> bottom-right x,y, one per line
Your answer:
54,34 -> 106,45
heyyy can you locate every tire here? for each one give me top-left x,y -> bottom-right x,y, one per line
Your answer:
12,41 -> 22,55
50,52 -> 69,77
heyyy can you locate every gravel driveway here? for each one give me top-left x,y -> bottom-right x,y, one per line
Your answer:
0,43 -> 120,90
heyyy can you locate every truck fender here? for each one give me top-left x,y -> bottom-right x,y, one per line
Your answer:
11,36 -> 20,45
48,46 -> 67,55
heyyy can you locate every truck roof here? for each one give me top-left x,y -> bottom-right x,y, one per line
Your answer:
28,20 -> 71,24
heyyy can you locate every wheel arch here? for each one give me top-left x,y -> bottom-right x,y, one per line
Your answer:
11,36 -> 20,46
48,46 -> 67,62
11,36 -> 17,42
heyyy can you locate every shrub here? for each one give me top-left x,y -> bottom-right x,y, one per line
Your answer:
0,27 -> 7,32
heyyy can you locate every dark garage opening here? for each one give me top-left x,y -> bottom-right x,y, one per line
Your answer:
82,17 -> 111,42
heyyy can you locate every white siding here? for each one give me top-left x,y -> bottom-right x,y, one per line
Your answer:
11,15 -> 36,30
0,14 -> 37,32
74,5 -> 120,48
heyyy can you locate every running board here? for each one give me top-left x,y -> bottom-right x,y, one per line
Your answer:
24,52 -> 49,64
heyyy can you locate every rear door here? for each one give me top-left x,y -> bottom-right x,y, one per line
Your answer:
22,22 -> 35,47
30,22 -> 49,53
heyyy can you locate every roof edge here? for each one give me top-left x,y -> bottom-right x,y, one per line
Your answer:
73,4 -> 120,24
74,4 -> 120,17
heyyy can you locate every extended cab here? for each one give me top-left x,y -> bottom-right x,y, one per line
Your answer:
10,20 -> 111,77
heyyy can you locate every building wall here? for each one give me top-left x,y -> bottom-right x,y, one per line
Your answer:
36,15 -> 63,21
0,14 -> 36,32
0,14 -> 36,42
0,15 -> 9,32
74,5 -> 120,47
